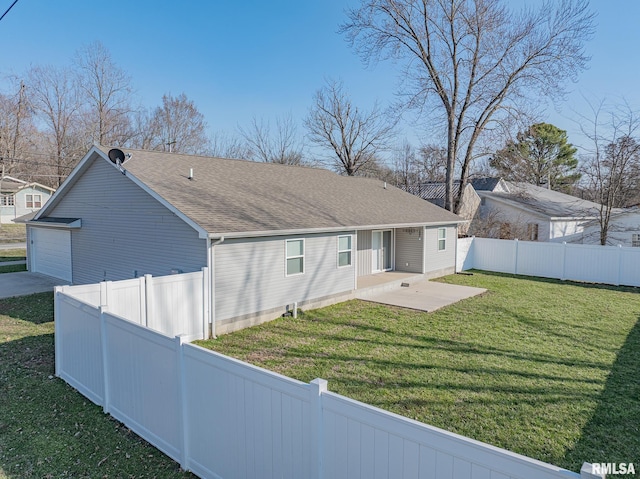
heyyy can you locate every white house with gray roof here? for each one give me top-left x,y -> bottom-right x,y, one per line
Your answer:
471,178 -> 603,242
0,176 -> 55,223
28,146 -> 462,334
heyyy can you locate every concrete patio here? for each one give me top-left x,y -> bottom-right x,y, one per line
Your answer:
356,272 -> 486,312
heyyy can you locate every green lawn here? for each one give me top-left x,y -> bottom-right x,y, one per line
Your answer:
0,249 -> 27,274
197,271 -> 640,474
0,293 -> 194,478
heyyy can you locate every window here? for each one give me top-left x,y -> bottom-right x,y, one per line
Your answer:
0,195 -> 14,206
437,228 -> 446,251
285,239 -> 304,276
26,194 -> 42,208
338,235 -> 352,267
633,234 -> 640,247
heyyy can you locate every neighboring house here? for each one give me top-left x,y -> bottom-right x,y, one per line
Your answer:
572,207 -> 640,247
28,146 -> 462,334
405,181 -> 480,236
0,176 -> 55,223
469,177 -> 604,242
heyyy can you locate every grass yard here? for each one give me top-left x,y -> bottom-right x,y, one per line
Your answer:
0,293 -> 194,478
197,271 -> 640,474
0,224 -> 26,243
0,249 -> 27,275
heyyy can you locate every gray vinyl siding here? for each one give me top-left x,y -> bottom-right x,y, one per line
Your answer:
395,228 -> 424,273
45,158 -> 206,284
424,225 -> 457,275
215,232 -> 356,322
356,230 -> 372,277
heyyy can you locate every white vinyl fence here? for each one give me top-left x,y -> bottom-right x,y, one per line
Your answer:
458,237 -> 640,287
59,269 -> 209,340
55,288 -> 602,479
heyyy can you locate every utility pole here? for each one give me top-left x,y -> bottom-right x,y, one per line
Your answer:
12,81 -> 25,160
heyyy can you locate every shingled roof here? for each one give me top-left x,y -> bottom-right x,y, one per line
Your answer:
87,147 -> 461,237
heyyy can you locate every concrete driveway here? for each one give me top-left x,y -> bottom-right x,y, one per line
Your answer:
0,271 -> 66,299
357,279 -> 486,312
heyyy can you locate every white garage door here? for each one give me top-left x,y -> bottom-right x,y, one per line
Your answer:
31,228 -> 72,282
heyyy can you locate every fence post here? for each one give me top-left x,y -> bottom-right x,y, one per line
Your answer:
580,462 -> 606,478
145,274 -> 153,328
561,242 -> 567,281
513,239 -> 519,275
138,276 -> 147,326
175,335 -> 190,472
100,281 -> 108,307
99,306 -> 111,415
54,287 -> 62,378
202,267 -> 209,340
617,245 -> 623,286
310,378 -> 328,479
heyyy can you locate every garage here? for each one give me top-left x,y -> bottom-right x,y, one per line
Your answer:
30,227 -> 73,282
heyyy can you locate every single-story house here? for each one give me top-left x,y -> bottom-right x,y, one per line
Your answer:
0,176 -> 55,223
469,178 -> 603,242
28,146 -> 462,334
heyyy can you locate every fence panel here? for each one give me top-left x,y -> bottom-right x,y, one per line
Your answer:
105,278 -> 146,324
55,292 -> 104,405
60,283 -> 101,305
103,313 -> 183,464
516,241 -> 565,279
321,392 -> 579,479
148,272 -> 205,339
472,238 -> 517,273
182,344 -> 312,479
457,237 -> 474,272
564,244 -> 620,285
619,248 -> 640,287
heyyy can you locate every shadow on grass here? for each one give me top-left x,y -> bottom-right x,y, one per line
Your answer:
561,316 -> 640,474
465,269 -> 640,294
0,292 -> 53,324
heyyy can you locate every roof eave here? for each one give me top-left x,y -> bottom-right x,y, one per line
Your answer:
207,220 -> 462,239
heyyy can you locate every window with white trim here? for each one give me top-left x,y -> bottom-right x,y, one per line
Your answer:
437,227 -> 446,251
0,195 -> 14,206
285,239 -> 304,276
632,234 -> 640,247
26,194 -> 42,208
337,235 -> 352,267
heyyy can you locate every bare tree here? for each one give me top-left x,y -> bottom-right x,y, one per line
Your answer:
0,81 -> 37,176
392,139 -> 417,188
304,79 -> 396,176
342,0 -> 594,211
581,101 -> 640,245
239,114 -> 305,165
26,64 -> 83,187
418,144 -> 447,182
133,93 -> 210,154
74,41 -> 136,146
209,131 -> 252,159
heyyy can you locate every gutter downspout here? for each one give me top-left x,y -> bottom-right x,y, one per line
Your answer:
208,236 -> 225,339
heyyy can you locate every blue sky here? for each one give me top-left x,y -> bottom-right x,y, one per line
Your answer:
0,0 -> 639,155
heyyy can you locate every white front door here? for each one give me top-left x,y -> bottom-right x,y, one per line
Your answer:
372,230 -> 392,272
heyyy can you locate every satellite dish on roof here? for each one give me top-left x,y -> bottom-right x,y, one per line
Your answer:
108,148 -> 126,164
